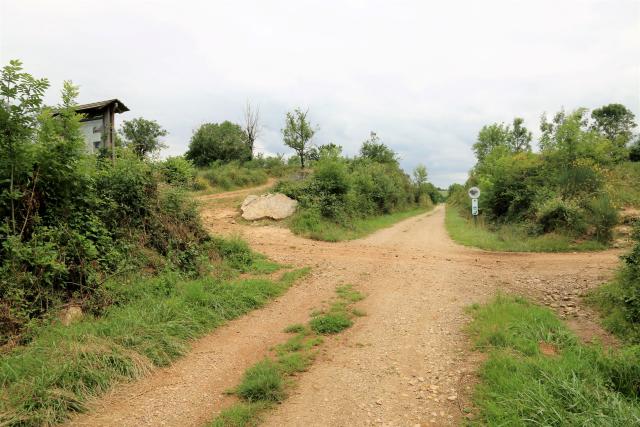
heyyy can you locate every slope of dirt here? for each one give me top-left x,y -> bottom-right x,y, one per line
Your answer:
65,194 -> 621,426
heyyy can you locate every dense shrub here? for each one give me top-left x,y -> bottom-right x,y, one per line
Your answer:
0,62 -> 212,343
276,140 -> 437,231
535,198 -> 587,235
587,195 -> 619,243
591,225 -> 640,343
158,156 -> 196,187
630,139 -> 640,162
460,105 -> 637,244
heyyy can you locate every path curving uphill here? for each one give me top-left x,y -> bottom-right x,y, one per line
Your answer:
66,193 -> 620,426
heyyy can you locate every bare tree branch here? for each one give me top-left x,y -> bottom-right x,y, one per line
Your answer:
243,100 -> 261,159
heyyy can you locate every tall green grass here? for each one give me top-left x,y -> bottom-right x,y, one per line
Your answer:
0,266 -> 309,426
290,207 -> 432,242
445,206 -> 607,252
468,295 -> 640,426
197,162 -> 269,193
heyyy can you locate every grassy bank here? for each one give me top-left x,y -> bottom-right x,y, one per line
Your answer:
209,285 -> 364,426
607,161 -> 640,208
194,163 -> 270,195
0,259 -> 309,426
445,206 -> 607,252
290,206 -> 433,242
467,295 -> 640,425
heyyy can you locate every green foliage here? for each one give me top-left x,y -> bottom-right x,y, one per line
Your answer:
591,103 -> 636,146
282,108 -> 315,169
606,162 -> 640,207
158,156 -> 196,187
445,207 -> 606,252
359,132 -> 399,164
186,121 -> 251,167
243,153 -> 291,177
472,123 -> 510,162
118,117 -> 167,159
468,295 -> 640,426
461,104 -> 638,248
535,197 -> 587,235
0,61 -> 213,344
590,225 -> 640,342
277,136 -> 437,241
630,138 -> 640,162
200,161 -> 268,191
472,118 -> 532,163
588,194 -> 619,243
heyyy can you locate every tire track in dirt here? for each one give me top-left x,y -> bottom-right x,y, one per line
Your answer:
65,197 -> 621,426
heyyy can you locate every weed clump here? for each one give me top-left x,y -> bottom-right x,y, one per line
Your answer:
236,360 -> 285,402
309,313 -> 353,335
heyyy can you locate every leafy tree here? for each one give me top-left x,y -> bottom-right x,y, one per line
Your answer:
413,164 -> 428,185
0,59 -> 49,233
118,117 -> 167,159
186,121 -> 251,167
318,143 -> 342,160
507,117 -> 532,152
282,108 -> 315,169
591,103 -> 636,145
472,123 -> 510,162
360,132 -> 398,164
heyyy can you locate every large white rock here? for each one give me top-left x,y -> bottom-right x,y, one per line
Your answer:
241,193 -> 298,220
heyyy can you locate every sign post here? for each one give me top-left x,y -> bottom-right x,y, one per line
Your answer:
468,187 -> 480,225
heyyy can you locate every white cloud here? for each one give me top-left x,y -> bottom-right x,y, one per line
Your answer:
1,0 -> 638,187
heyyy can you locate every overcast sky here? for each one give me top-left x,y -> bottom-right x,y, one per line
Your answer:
1,0 -> 639,187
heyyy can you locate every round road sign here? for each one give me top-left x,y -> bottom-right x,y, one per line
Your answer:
468,186 -> 481,199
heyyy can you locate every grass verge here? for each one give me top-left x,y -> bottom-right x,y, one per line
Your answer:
290,206 -> 433,242
0,264 -> 309,427
467,295 -> 640,426
209,284 -> 365,426
445,206 -> 607,252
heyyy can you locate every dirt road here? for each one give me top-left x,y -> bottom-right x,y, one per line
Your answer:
66,189 -> 620,427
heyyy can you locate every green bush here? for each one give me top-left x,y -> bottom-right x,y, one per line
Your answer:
630,140 -> 640,162
159,156 -> 196,187
587,195 -> 619,243
535,198 -> 587,235
590,225 -> 640,342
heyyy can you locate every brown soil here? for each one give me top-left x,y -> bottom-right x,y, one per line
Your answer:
65,187 -> 621,427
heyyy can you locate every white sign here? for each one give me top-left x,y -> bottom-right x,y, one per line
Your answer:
472,198 -> 479,216
468,187 -> 481,199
